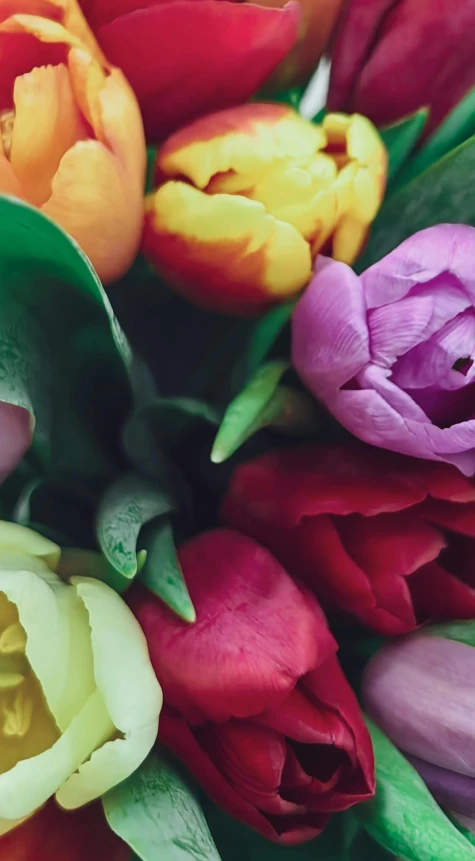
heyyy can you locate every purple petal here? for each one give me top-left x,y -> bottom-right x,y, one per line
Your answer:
362,225 -> 475,310
408,755 -> 475,818
0,403 -> 32,482
392,309 -> 475,391
368,280 -> 471,367
363,635 -> 475,777
356,365 -> 430,422
292,256 -> 369,398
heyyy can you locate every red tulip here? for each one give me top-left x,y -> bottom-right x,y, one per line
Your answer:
0,801 -> 128,861
79,0 -> 299,142
129,529 -> 374,845
327,0 -> 475,135
222,442 -> 475,635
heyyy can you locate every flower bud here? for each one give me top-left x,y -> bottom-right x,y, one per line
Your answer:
143,104 -> 386,316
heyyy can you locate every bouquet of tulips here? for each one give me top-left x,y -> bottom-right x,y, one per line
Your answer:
2,0 -> 475,859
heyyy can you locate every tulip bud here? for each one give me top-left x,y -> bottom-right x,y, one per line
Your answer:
363,627 -> 475,820
142,104 -> 386,316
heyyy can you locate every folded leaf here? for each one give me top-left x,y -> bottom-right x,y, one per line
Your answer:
97,473 -> 174,586
211,362 -> 289,463
380,109 -> 428,185
140,518 -> 195,623
103,749 -> 221,861
357,138 -> 475,270
358,719 -> 475,860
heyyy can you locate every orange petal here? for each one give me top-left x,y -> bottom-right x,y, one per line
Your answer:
143,181 -> 311,316
42,138 -> 144,283
0,0 -> 105,61
0,13 -> 82,46
158,103 -> 326,189
10,63 -> 86,205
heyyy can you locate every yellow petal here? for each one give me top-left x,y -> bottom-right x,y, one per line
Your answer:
146,181 -> 312,312
333,215 -> 368,265
0,688 -> 113,822
0,567 -> 96,732
0,523 -> 59,570
159,103 -> 326,189
56,577 -> 161,808
10,63 -> 85,205
0,14 -> 82,48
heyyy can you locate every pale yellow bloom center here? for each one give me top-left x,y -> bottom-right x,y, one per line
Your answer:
0,594 -> 59,775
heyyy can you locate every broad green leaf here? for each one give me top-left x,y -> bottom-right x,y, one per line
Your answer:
58,548 -> 125,593
230,302 -> 294,393
379,109 -> 428,184
211,361 -> 289,463
357,137 -> 475,271
269,86 -> 305,108
129,398 -> 219,453
397,87 -> 475,188
140,518 -> 195,623
0,195 -> 131,477
358,719 -> 475,861
103,749 -> 222,861
97,473 -> 174,585
425,619 -> 475,648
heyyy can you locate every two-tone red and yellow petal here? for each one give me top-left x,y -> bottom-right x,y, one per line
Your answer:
143,181 -> 312,317
157,103 -> 325,190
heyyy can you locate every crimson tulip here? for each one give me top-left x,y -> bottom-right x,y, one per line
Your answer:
0,801 -> 128,861
222,442 -> 475,635
327,0 -> 475,135
80,0 -> 299,141
129,529 -> 375,844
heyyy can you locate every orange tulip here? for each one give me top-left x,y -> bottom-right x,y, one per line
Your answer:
143,104 -> 387,316
0,0 -> 145,284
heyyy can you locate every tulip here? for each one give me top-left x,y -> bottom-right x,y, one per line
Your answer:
0,0 -> 146,284
0,403 -> 32,486
293,224 -> 475,474
129,529 -> 375,845
79,0 -> 300,142
142,105 -> 386,316
363,629 -> 475,821
0,800 -> 128,860
0,521 -> 161,832
222,441 -> 475,635
327,0 -> 475,136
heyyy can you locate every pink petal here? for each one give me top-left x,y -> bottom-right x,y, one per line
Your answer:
0,402 -> 32,482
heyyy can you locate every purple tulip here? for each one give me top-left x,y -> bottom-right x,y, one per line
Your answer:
292,224 -> 475,474
363,633 -> 475,819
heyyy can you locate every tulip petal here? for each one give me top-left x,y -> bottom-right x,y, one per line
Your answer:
0,568 -> 96,731
10,63 -> 85,205
0,522 -> 59,568
92,1 -> 300,141
408,755 -> 475,819
292,256 -> 369,396
143,181 -> 311,315
159,708 -> 324,844
0,689 -> 114,821
129,530 -> 329,723
410,561 -> 475,620
56,577 -> 161,809
42,138 -> 143,284
0,403 -> 32,485
157,103 -> 324,189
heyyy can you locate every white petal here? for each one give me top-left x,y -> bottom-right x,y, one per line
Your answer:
0,689 -> 114,821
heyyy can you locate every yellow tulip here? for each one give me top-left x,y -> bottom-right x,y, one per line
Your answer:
143,104 -> 387,316
0,0 -> 146,283
0,521 -> 162,833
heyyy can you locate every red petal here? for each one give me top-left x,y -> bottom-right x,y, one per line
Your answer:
0,32 -> 65,108
0,403 -> 32,484
0,801 -> 128,861
92,1 -> 299,140
160,708 -> 322,844
418,499 -> 475,537
222,443 -> 429,529
410,561 -> 475,620
128,529 -> 333,724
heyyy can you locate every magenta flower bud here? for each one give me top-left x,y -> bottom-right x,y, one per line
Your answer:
292,224 -> 475,475
363,633 -> 475,818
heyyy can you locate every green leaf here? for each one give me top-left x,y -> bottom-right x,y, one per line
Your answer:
269,86 -> 305,109
97,473 -> 174,586
357,137 -> 475,271
425,619 -> 475,648
211,361 -> 289,463
396,87 -> 475,188
57,548 -> 124,592
379,109 -> 428,184
103,749 -> 222,861
0,195 -> 131,477
231,302 -> 294,393
358,719 -> 475,860
140,518 -> 195,623
129,398 -> 220,453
